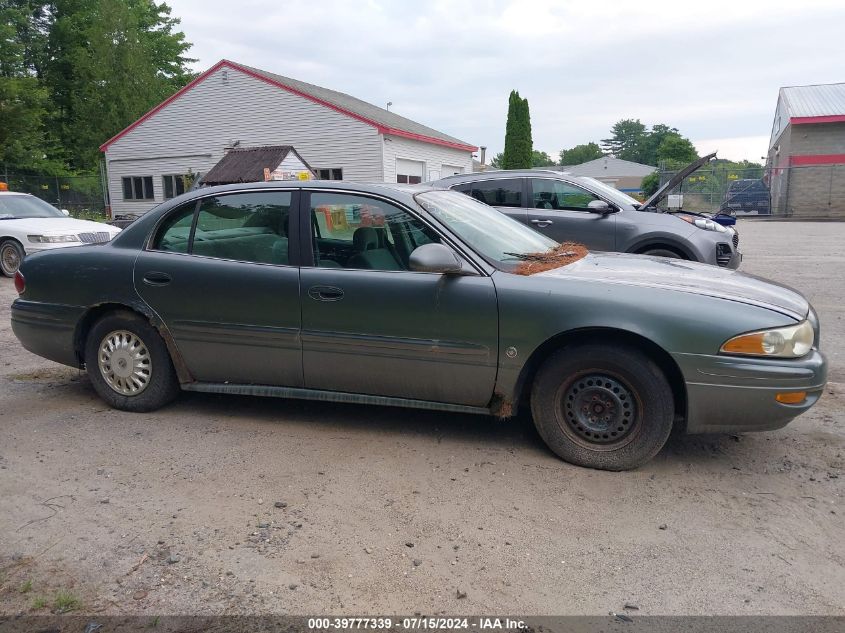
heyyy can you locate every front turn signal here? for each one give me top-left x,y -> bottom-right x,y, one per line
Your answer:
776,391 -> 807,405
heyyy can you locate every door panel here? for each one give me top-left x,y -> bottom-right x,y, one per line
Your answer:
134,191 -> 302,387
301,268 -> 497,405
527,178 -> 616,250
300,191 -> 498,406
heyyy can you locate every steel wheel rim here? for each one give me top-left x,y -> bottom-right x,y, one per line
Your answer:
1,244 -> 20,275
557,371 -> 642,450
98,330 -> 152,396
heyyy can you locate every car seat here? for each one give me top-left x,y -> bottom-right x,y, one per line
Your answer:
347,227 -> 402,270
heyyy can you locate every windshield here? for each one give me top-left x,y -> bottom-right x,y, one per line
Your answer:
0,194 -> 65,219
415,190 -> 558,270
576,177 -> 641,207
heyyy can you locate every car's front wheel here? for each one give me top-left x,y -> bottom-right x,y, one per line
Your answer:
530,344 -> 674,470
0,239 -> 24,277
84,311 -> 180,412
641,248 -> 683,259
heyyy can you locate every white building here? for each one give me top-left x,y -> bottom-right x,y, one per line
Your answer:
100,59 -> 477,216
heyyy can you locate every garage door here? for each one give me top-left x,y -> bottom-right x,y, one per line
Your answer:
442,164 -> 464,177
396,158 -> 424,184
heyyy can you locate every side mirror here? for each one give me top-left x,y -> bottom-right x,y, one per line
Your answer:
60,209 -> 70,216
587,200 -> 614,214
409,243 -> 463,274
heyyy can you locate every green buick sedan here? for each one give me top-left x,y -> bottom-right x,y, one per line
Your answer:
11,182 -> 827,470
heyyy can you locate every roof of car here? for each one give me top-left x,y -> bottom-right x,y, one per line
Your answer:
189,179 -> 438,200
430,169 -> 579,186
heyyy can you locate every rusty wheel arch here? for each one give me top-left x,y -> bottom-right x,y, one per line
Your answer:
511,328 -> 687,425
73,302 -> 193,384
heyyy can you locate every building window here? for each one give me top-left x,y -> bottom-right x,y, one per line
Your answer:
317,168 -> 343,180
163,174 -> 189,199
122,176 -> 154,201
396,158 -> 424,184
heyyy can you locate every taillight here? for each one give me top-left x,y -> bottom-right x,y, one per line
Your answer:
14,270 -> 25,294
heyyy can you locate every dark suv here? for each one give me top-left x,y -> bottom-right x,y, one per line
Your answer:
721,178 -> 770,215
432,154 -> 741,269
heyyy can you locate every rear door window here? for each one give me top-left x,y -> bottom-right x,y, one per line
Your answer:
453,179 -> 523,208
192,192 -> 293,265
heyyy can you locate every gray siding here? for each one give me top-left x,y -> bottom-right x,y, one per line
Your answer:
105,66 -> 384,215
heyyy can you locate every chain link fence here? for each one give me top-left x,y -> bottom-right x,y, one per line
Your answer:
0,170 -> 107,220
656,164 -> 845,219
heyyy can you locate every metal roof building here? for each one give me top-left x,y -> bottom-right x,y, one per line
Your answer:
767,82 -> 845,218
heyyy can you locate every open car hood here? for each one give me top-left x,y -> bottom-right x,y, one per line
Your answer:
639,152 -> 716,210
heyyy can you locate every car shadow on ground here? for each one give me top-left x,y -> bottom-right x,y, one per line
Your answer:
167,390 -> 758,471
13,373 -> 772,471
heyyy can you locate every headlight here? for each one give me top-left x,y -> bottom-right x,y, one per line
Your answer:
679,216 -> 727,233
27,234 -> 80,243
720,320 -> 814,358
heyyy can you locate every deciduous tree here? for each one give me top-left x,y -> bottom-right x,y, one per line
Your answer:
559,142 -> 603,166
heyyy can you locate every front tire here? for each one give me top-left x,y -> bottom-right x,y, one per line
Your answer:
0,239 -> 24,277
641,248 -> 682,259
530,344 -> 674,470
84,311 -> 180,412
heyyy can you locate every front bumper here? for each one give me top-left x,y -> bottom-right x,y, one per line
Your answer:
673,349 -> 827,434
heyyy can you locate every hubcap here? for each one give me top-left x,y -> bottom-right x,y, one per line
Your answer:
98,330 -> 152,396
560,373 -> 640,446
1,244 -> 20,275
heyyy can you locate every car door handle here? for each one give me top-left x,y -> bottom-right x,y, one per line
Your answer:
308,285 -> 344,302
531,219 -> 554,227
142,271 -> 172,286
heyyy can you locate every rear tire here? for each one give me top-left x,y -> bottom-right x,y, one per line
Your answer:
0,239 -> 24,277
530,344 -> 674,470
84,311 -> 180,412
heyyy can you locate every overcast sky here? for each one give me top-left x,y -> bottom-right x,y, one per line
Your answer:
167,0 -> 845,163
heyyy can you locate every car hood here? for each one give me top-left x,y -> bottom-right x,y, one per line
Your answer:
1,217 -> 121,235
639,152 -> 716,210
537,252 -> 808,320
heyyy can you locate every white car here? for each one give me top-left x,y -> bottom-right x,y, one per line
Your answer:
0,192 -> 121,277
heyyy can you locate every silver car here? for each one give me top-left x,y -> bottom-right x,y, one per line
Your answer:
433,153 -> 741,269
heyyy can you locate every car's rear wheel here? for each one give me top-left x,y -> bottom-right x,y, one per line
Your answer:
530,344 -> 674,470
84,311 -> 180,412
641,248 -> 683,259
0,239 -> 24,277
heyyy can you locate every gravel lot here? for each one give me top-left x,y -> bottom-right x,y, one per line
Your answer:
0,221 -> 843,616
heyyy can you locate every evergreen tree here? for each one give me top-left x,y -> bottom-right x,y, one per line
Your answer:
501,90 -> 532,169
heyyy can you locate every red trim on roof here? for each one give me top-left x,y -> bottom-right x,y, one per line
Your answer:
790,153 -> 845,166
100,59 -> 477,153
790,114 -> 845,125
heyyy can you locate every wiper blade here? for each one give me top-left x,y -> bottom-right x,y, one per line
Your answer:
0,215 -> 20,220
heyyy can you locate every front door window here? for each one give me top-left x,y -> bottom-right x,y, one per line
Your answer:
309,192 -> 440,270
530,179 -> 601,211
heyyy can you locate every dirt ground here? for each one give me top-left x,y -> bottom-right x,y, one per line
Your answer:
0,221 -> 842,617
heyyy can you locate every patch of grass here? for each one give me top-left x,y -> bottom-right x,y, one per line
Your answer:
31,597 -> 47,610
53,590 -> 81,613
19,579 -> 32,593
